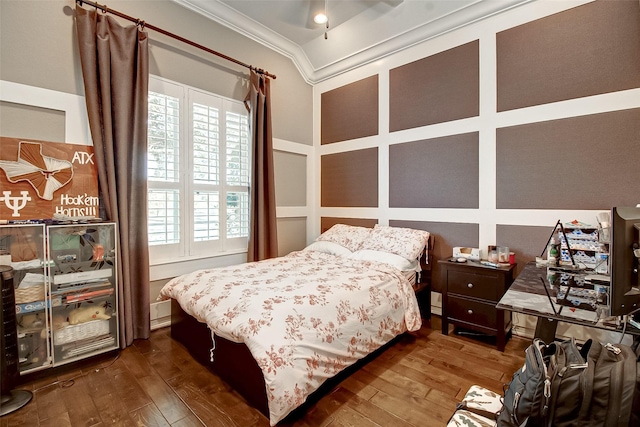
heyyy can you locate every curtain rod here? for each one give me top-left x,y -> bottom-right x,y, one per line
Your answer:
75,0 -> 276,79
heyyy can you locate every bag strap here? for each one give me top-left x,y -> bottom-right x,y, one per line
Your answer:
546,342 -> 567,427
603,343 -> 637,427
534,339 -> 554,419
455,401 -> 499,421
578,340 -> 601,420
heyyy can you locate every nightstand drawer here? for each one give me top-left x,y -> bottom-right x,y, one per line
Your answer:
447,295 -> 497,330
439,260 -> 515,351
447,270 -> 501,301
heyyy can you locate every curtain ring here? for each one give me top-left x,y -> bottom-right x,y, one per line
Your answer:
138,20 -> 145,30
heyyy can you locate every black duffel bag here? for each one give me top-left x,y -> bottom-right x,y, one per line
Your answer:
498,337 -> 638,427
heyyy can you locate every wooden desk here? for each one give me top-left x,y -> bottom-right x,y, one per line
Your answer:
496,261 -> 640,342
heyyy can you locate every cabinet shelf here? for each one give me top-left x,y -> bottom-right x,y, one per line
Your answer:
1,222 -> 119,374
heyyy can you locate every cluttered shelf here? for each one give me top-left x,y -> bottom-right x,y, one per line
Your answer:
498,208 -> 640,343
497,261 -> 640,343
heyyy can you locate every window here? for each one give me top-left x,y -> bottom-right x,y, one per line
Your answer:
147,76 -> 250,262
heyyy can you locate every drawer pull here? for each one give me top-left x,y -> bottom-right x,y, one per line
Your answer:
467,309 -> 474,315
467,283 -> 474,289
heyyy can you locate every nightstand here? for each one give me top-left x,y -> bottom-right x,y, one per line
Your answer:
439,259 -> 515,351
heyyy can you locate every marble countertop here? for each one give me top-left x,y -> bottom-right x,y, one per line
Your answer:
498,261 -> 606,326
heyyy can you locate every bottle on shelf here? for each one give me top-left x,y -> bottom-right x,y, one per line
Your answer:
548,234 -> 559,267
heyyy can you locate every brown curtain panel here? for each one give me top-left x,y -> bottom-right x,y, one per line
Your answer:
244,71 -> 278,261
75,5 -> 150,346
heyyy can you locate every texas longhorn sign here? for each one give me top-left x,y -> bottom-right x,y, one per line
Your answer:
0,137 -> 99,220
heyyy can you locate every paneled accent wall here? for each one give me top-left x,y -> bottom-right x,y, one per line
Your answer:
315,0 -> 640,300
321,148 -> 378,207
496,225 -> 551,278
321,217 -> 378,233
273,139 -> 314,257
0,101 -> 66,142
497,108 -> 640,210
389,40 -> 479,131
497,0 -> 640,111
274,150 -> 307,207
389,133 -> 479,209
320,75 -> 379,144
389,220 -> 479,293
277,217 -> 307,257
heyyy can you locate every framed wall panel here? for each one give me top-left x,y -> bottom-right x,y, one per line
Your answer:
497,0 -> 640,112
321,148 -> 378,207
391,220 -> 478,293
389,133 -> 479,208
277,217 -> 307,256
274,150 -> 306,207
320,75 -> 379,145
320,217 -> 378,233
496,108 -> 640,210
389,40 -> 479,132
0,101 -> 65,142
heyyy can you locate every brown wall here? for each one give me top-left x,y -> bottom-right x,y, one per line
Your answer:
318,0 -> 640,293
389,133 -> 479,209
496,108 -> 640,209
320,217 -> 378,233
497,0 -> 640,111
389,40 -> 479,131
321,148 -> 378,207
321,75 -> 379,145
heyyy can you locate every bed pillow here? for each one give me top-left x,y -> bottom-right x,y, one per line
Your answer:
349,249 -> 418,272
302,240 -> 353,257
315,224 -> 373,252
360,224 -> 429,261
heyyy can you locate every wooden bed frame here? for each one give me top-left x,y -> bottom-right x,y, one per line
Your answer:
169,236 -> 434,422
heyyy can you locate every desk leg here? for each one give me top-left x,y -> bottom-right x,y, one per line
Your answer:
534,317 -> 558,343
496,309 -> 508,352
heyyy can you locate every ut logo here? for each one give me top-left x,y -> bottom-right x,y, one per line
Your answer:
0,191 -> 32,217
72,152 -> 95,165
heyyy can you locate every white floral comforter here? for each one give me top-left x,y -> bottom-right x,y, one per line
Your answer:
158,250 -> 422,425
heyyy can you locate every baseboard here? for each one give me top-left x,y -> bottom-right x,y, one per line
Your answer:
150,300 -> 171,331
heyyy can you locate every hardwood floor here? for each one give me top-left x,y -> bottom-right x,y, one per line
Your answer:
2,317 -> 529,427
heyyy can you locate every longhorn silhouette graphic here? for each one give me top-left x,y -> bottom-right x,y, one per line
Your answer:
0,142 -> 74,200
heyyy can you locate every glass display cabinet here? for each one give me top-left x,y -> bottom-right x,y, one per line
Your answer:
47,223 -> 119,365
0,222 -> 119,374
0,224 -> 50,374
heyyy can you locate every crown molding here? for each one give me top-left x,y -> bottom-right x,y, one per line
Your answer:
172,0 -> 533,84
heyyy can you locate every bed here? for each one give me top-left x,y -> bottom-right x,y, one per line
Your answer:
159,224 -> 432,425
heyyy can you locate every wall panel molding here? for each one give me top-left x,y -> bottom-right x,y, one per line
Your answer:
320,75 -> 379,145
389,40 -> 479,131
496,108 -> 640,210
389,133 -> 479,208
497,0 -> 640,111
321,148 -> 378,207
